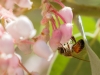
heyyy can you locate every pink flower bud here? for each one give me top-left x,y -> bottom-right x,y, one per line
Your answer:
60,23 -> 72,44
33,39 -> 53,61
59,6 -> 73,23
15,0 -> 33,9
0,33 -> 14,54
0,54 -> 9,72
6,15 -> 36,41
13,67 -> 24,75
8,54 -> 20,68
7,66 -> 24,75
0,24 -> 4,37
5,0 -> 15,9
49,29 -> 62,52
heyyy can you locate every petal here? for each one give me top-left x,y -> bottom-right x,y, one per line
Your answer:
0,33 -> 14,54
49,29 -> 62,52
6,15 -> 36,41
59,6 -> 73,23
33,39 -> 53,61
60,23 -> 72,44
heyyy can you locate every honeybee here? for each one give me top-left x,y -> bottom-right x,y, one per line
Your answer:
57,37 -> 89,62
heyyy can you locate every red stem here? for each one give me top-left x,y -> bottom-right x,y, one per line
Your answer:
54,13 -> 61,27
50,18 -> 57,30
19,61 -> 31,75
52,10 -> 66,23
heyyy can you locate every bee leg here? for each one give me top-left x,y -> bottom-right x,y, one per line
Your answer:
71,36 -> 76,43
67,43 -> 70,49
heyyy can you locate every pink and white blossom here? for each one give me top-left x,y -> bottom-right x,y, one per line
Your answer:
0,33 -> 14,54
33,39 -> 53,61
49,29 -> 62,52
59,6 -> 73,23
60,23 -> 73,44
6,15 -> 36,41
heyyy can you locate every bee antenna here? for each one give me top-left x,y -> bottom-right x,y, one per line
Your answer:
72,55 -> 90,62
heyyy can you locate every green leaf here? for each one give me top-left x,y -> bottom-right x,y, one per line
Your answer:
75,15 -> 100,75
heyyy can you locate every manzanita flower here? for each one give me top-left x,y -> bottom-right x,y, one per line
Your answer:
0,24 -> 4,37
8,54 -> 20,68
0,53 -> 21,75
60,23 -> 73,44
4,0 -> 15,9
7,66 -> 24,75
0,32 -> 14,54
6,15 -> 36,41
33,39 -> 53,61
0,6 -> 15,19
0,0 -> 75,75
0,53 -> 9,74
49,29 -> 62,52
59,6 -> 73,23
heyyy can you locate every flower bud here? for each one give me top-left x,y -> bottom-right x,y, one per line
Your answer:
59,6 -> 73,23
49,29 -> 62,52
6,15 -> 36,41
33,39 -> 53,61
60,23 -> 72,44
0,33 -> 14,54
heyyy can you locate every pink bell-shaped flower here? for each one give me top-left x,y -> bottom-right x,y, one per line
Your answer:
59,6 -> 73,23
0,33 -> 14,54
7,66 -> 24,75
0,24 -> 4,37
60,23 -> 72,44
49,29 -> 62,52
5,0 -> 15,9
8,54 -> 20,68
6,15 -> 36,41
33,39 -> 53,61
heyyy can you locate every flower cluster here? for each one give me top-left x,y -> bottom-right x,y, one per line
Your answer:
41,0 -> 73,52
0,0 -> 73,75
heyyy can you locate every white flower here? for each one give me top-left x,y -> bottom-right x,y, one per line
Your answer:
0,33 -> 14,54
33,39 -> 53,61
6,15 -> 36,41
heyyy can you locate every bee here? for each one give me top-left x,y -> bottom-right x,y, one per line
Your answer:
57,37 -> 89,62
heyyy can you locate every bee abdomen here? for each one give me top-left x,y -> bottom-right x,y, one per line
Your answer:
72,39 -> 84,53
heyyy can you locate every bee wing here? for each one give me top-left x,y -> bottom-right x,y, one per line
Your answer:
71,49 -> 89,62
